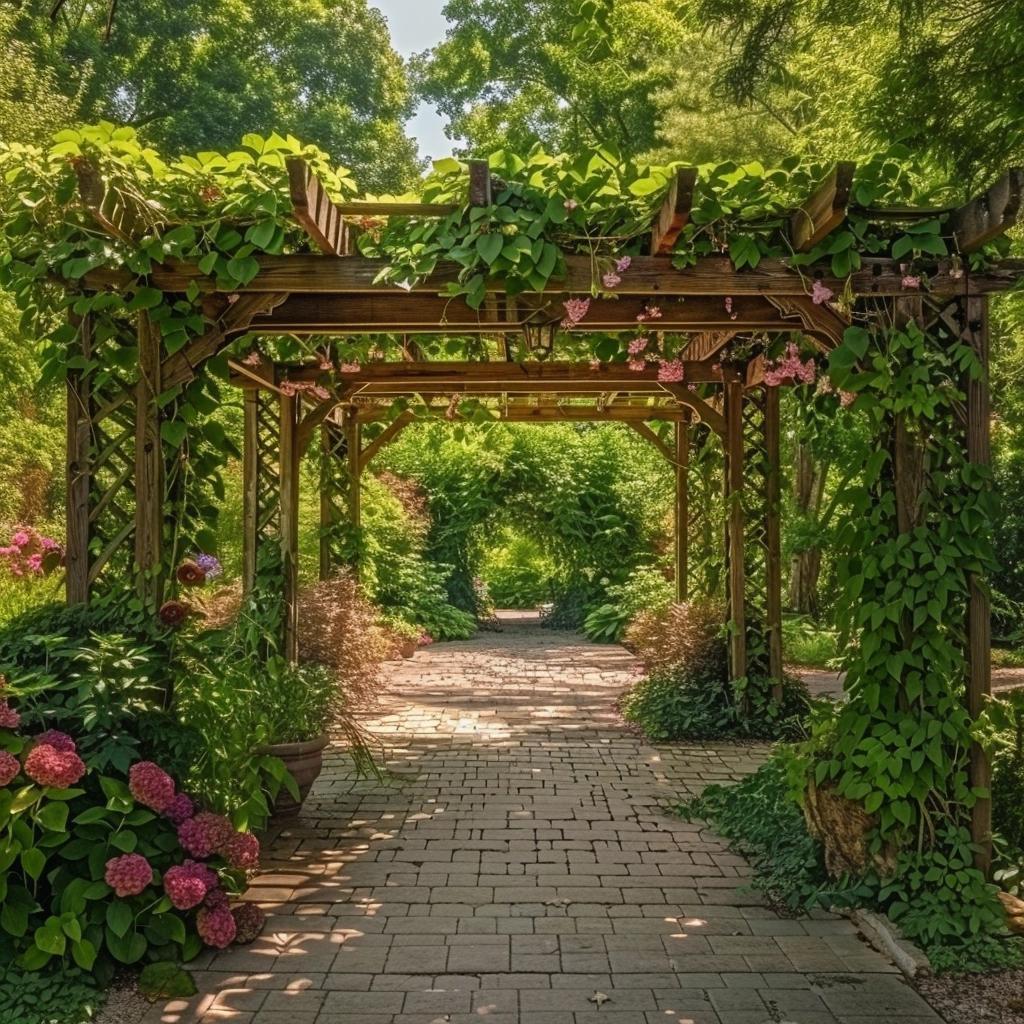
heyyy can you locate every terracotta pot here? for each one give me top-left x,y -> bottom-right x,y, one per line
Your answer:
400,639 -> 417,659
259,734 -> 329,816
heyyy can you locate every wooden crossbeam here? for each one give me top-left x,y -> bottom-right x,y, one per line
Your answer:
684,331 -> 736,363
948,169 -> 1024,252
287,158 -> 350,255
354,404 -> 688,425
74,160 -> 163,243
243,292 -> 820,336
765,294 -> 849,349
789,162 -> 856,251
84,253 -> 1016,298
650,168 -> 698,255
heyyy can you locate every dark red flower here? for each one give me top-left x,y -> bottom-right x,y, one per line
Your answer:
158,600 -> 191,628
176,561 -> 207,587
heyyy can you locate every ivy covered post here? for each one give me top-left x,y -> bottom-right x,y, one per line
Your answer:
723,372 -> 747,683
242,387 -> 282,597
346,409 -> 362,577
764,384 -> 784,690
963,294 -> 994,873
133,311 -> 164,610
674,412 -> 690,602
318,410 -> 360,579
65,315 -> 93,605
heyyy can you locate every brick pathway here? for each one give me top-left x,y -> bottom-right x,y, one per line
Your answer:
149,614 -> 940,1024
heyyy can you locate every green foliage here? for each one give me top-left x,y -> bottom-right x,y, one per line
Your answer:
0,962 -> 100,1024
480,529 -> 555,608
7,0 -> 419,191
782,615 -> 839,668
137,961 -> 197,1001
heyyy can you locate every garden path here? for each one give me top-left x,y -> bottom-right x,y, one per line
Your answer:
144,612 -> 941,1024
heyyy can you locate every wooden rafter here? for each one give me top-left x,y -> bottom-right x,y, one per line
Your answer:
649,168 -> 697,255
287,158 -> 350,255
627,420 -> 675,462
74,160 -> 163,243
789,162 -> 856,251
354,403 -> 688,425
765,294 -> 849,349
359,410 -> 416,469
684,331 -> 736,363
949,168 -> 1024,252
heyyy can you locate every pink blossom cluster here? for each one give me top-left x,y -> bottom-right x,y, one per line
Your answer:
0,527 -> 63,579
0,750 -> 19,786
811,280 -> 834,305
657,359 -> 686,383
130,761 -> 176,812
279,379 -> 331,401
178,811 -> 235,859
628,337 -> 648,355
339,362 -> 361,373
723,297 -> 737,321
0,699 -> 19,730
636,305 -> 662,323
23,740 -> 86,789
104,853 -> 154,897
197,904 -> 237,948
232,903 -> 266,944
763,342 -> 817,387
241,350 -> 262,367
601,271 -> 621,289
561,297 -> 591,329
164,859 -> 219,910
628,359 -> 646,372
816,376 -> 856,407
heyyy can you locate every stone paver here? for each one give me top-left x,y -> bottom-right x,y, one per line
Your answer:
147,612 -> 940,1024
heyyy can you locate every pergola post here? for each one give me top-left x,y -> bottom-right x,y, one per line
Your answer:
764,385 -> 784,695
674,413 -> 690,602
965,294 -> 993,874
134,312 -> 164,609
66,314 -> 92,605
279,392 -> 300,663
724,375 -> 747,683
346,409 -> 362,577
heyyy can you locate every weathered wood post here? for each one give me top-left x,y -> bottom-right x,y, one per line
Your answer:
279,392 -> 300,663
345,408 -> 362,578
66,314 -> 92,605
674,413 -> 690,602
965,294 -> 993,874
134,312 -> 164,609
764,385 -> 784,696
724,373 -> 747,683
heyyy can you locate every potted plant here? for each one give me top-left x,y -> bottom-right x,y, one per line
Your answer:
382,615 -> 422,659
252,657 -> 336,816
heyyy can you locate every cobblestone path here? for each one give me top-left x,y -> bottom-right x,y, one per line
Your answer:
149,614 -> 940,1024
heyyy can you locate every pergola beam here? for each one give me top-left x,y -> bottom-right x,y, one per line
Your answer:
82,253 -> 1020,298
949,168 -> 1024,252
287,158 -> 350,255
353,404 -> 690,424
789,162 -> 856,251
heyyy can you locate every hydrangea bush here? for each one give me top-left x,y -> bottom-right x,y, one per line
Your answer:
0,681 -> 264,975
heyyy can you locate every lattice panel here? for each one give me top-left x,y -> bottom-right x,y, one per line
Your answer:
739,387 -> 771,678
254,391 -> 281,548
319,419 -> 357,575
82,337 -> 139,593
687,422 -> 724,599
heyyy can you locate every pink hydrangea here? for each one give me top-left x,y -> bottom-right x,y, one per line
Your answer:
615,255 -> 632,273
601,271 -> 621,289
204,885 -> 229,909
163,793 -> 195,826
232,902 -> 265,944
223,831 -> 260,870
636,305 -> 662,322
23,743 -> 86,788
129,762 -> 176,813
34,730 -> 75,753
163,859 -> 217,910
763,342 -> 817,387
811,280 -> 834,305
0,701 -> 20,730
901,274 -> 921,289
104,853 -> 153,897
658,360 -> 686,383
628,337 -> 648,355
178,811 -> 234,858
0,750 -> 20,786
339,362 -> 361,373
197,904 -> 237,948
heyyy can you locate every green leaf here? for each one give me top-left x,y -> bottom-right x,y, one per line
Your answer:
139,962 -> 197,1001
21,847 -> 45,880
475,232 -> 503,265
160,420 -> 188,447
106,900 -> 133,938
36,801 -> 69,832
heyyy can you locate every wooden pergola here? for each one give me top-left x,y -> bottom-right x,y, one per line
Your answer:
63,155 -> 1024,865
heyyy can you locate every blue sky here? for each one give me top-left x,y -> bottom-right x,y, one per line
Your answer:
372,0 -> 456,163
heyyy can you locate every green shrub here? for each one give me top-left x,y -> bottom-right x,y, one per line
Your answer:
582,566 -> 673,643
0,962 -> 100,1024
481,529 -> 554,607
782,614 -> 839,667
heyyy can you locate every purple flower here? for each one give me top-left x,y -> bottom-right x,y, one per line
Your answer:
194,553 -> 223,580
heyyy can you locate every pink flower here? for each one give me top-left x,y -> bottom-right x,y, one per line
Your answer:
222,831 -> 260,870
563,198 -> 578,211
0,701 -> 20,730
628,337 -> 648,355
839,390 -> 856,408
763,342 -> 817,387
34,730 -> 75,753
163,793 -> 195,826
104,853 -> 153,898
811,280 -> 834,305
589,358 -> 601,370
164,859 -> 217,910
241,351 -> 262,367
197,904 -> 237,948
658,360 -> 685,383
11,531 -> 29,548
601,272 -> 621,289
901,274 -> 921,289
232,902 -> 265,944
627,359 -> 646,372
279,380 -> 298,396
204,885 -> 229,909
23,743 -> 85,788
561,297 -> 590,329
0,750 -> 19,786
129,762 -> 176,813
339,362 -> 361,373
615,256 -> 632,273
178,811 -> 234,858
